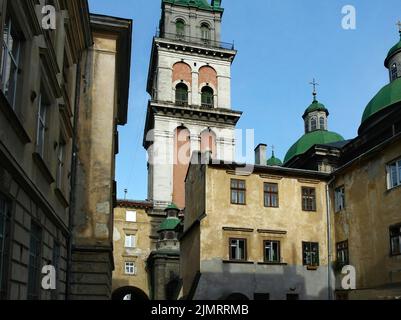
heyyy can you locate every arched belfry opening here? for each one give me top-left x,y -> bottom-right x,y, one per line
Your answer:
112,286 -> 149,301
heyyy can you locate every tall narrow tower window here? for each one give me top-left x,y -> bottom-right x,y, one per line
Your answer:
176,19 -> 185,39
175,83 -> 188,105
201,86 -> 214,108
201,23 -> 211,43
391,63 -> 398,81
319,117 -> 325,130
311,117 -> 317,131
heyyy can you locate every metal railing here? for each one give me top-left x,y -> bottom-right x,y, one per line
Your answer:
156,31 -> 234,50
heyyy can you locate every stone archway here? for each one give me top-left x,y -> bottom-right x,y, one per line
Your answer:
112,286 -> 149,301
225,292 -> 250,301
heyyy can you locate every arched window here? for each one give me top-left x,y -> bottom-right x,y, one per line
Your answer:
175,83 -> 188,105
176,19 -> 185,39
311,117 -> 317,131
201,86 -> 214,108
391,63 -> 398,81
319,117 -> 325,130
200,23 -> 211,43
305,121 -> 309,133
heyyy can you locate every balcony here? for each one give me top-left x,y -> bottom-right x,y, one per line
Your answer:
156,31 -> 235,51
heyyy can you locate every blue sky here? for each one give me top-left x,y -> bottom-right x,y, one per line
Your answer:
89,0 -> 401,200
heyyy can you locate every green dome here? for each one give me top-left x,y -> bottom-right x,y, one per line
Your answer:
266,152 -> 283,166
159,217 -> 181,232
284,130 -> 344,164
165,203 -> 179,211
385,37 -> 401,66
361,77 -> 401,124
303,99 -> 329,118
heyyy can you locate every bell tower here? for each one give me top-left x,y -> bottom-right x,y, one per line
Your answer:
144,0 -> 242,214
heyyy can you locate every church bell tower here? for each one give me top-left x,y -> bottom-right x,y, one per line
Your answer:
143,0 -> 242,214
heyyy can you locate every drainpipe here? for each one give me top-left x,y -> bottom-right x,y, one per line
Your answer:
65,56 -> 82,300
326,176 -> 335,300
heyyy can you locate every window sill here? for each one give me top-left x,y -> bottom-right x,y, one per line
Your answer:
386,184 -> 401,194
390,252 -> 401,257
32,152 -> 55,184
0,91 -> 31,144
306,265 -> 319,270
55,187 -> 69,208
223,260 -> 254,265
257,262 -> 288,266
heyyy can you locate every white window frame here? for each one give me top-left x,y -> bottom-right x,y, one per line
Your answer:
1,16 -> 21,110
334,186 -> 345,212
387,158 -> 401,190
391,63 -> 398,81
36,94 -> 47,158
125,210 -> 136,222
56,140 -> 65,189
124,262 -> 136,275
125,235 -> 136,248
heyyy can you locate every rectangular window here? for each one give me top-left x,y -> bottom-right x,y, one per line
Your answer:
125,235 -> 137,248
124,262 -> 136,275
336,240 -> 349,266
231,179 -> 246,205
229,238 -> 247,261
51,242 -> 60,300
302,242 -> 319,266
390,224 -> 401,256
387,158 -> 401,189
334,186 -> 346,212
264,183 -> 279,208
1,16 -> 21,109
28,222 -> 42,300
36,93 -> 48,158
302,187 -> 316,211
0,194 -> 11,300
56,139 -> 65,189
264,240 -> 280,263
126,210 -> 136,222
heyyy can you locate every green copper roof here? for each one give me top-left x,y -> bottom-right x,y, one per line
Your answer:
159,217 -> 181,231
385,35 -> 401,66
266,152 -> 283,166
165,203 -> 179,211
284,130 -> 344,164
303,99 -> 329,118
163,0 -> 223,11
361,77 -> 401,124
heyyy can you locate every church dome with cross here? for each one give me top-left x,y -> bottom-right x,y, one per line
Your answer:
284,80 -> 344,164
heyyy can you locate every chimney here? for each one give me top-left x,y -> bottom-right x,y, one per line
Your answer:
255,144 -> 267,166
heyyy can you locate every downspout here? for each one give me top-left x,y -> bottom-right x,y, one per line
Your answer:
326,176 -> 335,300
66,57 -> 82,300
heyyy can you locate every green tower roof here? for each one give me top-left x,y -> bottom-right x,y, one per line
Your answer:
158,217 -> 181,231
163,0 -> 223,12
384,32 -> 401,66
165,203 -> 179,211
266,152 -> 283,166
303,99 -> 329,118
361,77 -> 401,124
284,130 -> 344,164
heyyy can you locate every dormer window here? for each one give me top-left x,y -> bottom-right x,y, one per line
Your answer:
176,19 -> 185,39
391,63 -> 398,81
319,117 -> 325,130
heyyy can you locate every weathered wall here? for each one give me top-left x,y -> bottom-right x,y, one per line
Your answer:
112,206 -> 153,297
332,138 -> 401,296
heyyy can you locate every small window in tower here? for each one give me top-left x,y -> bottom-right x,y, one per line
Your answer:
391,63 -> 398,81
201,23 -> 211,43
311,117 -> 317,131
201,86 -> 214,108
175,83 -> 188,106
176,19 -> 185,40
319,117 -> 325,130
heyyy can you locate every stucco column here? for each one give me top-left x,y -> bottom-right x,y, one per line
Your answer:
217,75 -> 231,109
191,71 -> 199,106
